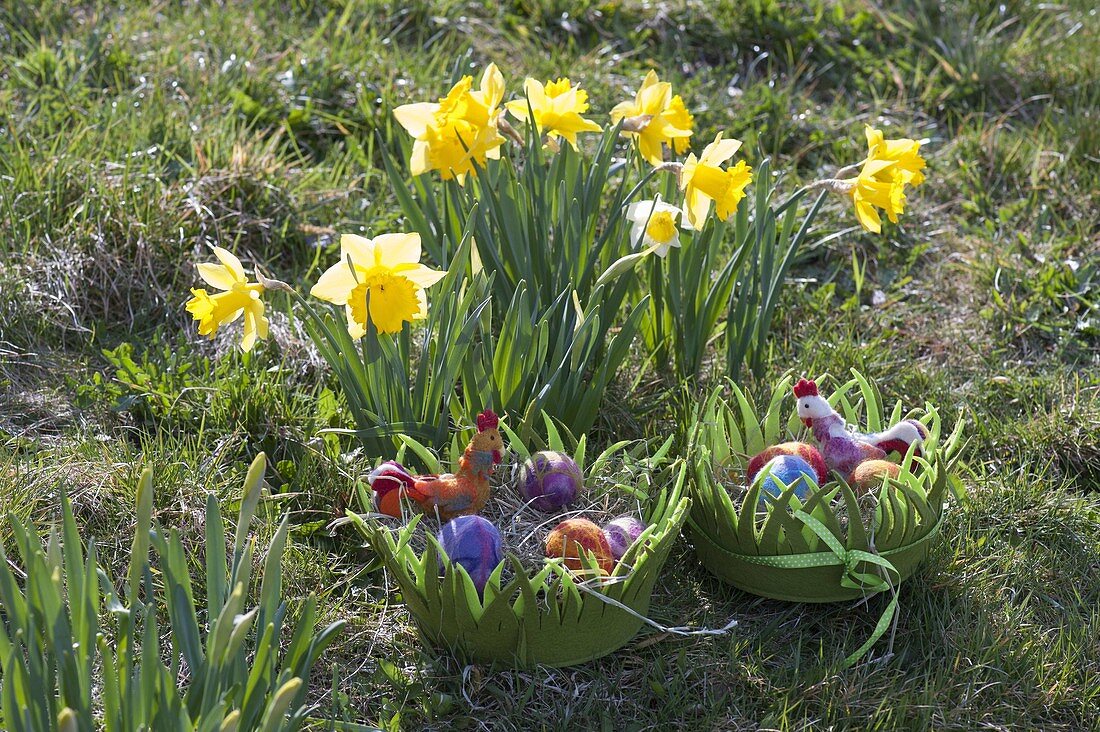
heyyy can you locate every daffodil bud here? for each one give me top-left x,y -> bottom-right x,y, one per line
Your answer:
620,114 -> 653,133
256,273 -> 295,293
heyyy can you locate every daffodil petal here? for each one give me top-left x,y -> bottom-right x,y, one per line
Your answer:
197,262 -> 238,291
409,140 -> 430,177
637,80 -> 671,116
637,131 -> 664,166
310,260 -> 358,303
504,98 -> 531,122
865,125 -> 884,154
479,63 -> 504,109
340,234 -> 375,268
373,232 -> 422,269
345,304 -> 366,339
394,103 -> 437,138
609,99 -> 636,122
861,158 -> 897,178
522,77 -> 547,109
211,247 -> 246,281
401,263 -> 446,288
701,134 -> 742,166
688,190 -> 710,231
854,199 -> 882,233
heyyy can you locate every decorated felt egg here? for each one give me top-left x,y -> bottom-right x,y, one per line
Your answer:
603,516 -> 646,560
544,518 -> 614,575
747,442 -> 828,485
436,515 -> 503,596
849,459 -> 901,495
519,450 -> 583,512
758,454 -> 818,502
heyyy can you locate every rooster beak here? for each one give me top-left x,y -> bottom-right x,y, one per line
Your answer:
801,417 -> 813,427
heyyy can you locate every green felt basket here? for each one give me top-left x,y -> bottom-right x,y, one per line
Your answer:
688,371 -> 963,608
349,458 -> 690,668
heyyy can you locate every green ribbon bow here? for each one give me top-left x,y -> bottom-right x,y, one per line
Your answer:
696,506 -> 947,668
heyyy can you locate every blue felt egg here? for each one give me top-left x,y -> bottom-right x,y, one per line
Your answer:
758,455 -> 818,504
436,516 -> 504,596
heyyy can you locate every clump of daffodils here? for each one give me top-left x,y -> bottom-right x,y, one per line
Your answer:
188,67 -> 931,350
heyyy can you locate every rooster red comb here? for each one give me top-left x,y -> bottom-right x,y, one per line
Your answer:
793,378 -> 819,398
476,409 -> 499,432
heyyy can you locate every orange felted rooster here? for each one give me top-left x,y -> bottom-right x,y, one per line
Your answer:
368,410 -> 504,522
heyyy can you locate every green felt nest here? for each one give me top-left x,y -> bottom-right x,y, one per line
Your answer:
688,371 -> 964,605
349,454 -> 690,668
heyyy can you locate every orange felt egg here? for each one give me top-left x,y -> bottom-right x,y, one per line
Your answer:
544,518 -> 615,575
850,460 -> 901,494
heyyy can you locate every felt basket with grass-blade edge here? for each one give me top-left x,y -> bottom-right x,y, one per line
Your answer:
348,439 -> 691,668
687,371 -> 963,604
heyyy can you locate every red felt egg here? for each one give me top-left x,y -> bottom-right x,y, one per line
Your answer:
544,518 -> 614,575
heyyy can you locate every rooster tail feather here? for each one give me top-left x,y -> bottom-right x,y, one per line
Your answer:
368,461 -> 415,491
868,420 -> 927,457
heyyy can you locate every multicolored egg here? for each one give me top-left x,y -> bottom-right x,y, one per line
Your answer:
603,516 -> 646,560
544,518 -> 614,575
519,450 -> 583,512
436,515 -> 503,596
757,455 -> 818,503
747,442 -> 828,485
849,459 -> 901,495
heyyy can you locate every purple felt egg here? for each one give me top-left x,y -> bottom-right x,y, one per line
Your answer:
518,450 -> 583,512
758,455 -> 818,505
436,515 -> 503,596
603,516 -> 646,560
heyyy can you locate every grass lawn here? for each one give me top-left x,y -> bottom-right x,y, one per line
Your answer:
1,0 -> 1098,729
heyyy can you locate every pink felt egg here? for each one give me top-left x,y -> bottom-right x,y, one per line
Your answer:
603,516 -> 646,560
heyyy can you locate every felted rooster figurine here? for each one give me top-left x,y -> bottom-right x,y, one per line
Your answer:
793,378 -> 927,478
368,409 -> 504,522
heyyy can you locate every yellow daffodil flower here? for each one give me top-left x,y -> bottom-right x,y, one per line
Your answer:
865,126 -> 926,186
850,158 -> 907,234
393,64 -> 506,184
625,196 -> 685,257
185,247 -> 268,352
679,132 -> 753,230
504,77 -> 602,149
610,70 -> 693,166
665,95 -> 694,155
310,232 -> 446,336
